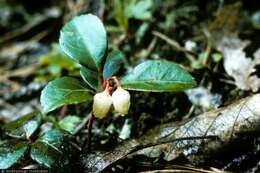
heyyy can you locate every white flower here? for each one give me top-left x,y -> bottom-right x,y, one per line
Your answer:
93,90 -> 112,118
112,87 -> 130,115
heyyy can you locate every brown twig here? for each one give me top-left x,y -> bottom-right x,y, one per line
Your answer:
202,28 -> 212,66
135,37 -> 158,60
112,33 -> 127,48
0,15 -> 49,44
152,31 -> 197,57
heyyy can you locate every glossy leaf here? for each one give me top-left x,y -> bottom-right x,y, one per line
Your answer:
0,140 -> 29,169
80,66 -> 99,90
40,77 -> 93,113
30,129 -> 77,169
103,50 -> 125,79
58,115 -> 81,134
59,14 -> 107,71
120,60 -> 196,92
2,112 -> 42,139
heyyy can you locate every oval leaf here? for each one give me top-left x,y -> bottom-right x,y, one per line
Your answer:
58,115 -> 81,134
80,66 -> 99,91
59,14 -> 107,71
40,77 -> 93,113
2,112 -> 42,139
103,50 -> 126,79
120,60 -> 196,92
30,129 -> 77,170
0,140 -> 29,169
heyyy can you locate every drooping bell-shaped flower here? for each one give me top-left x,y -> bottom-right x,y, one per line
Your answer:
93,89 -> 112,119
112,87 -> 130,115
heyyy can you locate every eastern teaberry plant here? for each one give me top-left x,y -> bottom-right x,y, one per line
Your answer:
0,14 -> 196,169
40,14 -> 196,148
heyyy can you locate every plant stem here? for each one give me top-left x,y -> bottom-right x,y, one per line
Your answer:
110,76 -> 120,88
101,77 -> 106,90
58,105 -> 68,120
86,111 -> 94,151
27,136 -> 32,143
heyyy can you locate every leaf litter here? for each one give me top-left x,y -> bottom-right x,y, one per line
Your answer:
216,34 -> 260,92
82,94 -> 260,172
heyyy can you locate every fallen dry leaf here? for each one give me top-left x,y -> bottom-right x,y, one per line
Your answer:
185,86 -> 222,110
216,34 -> 260,92
82,94 -> 260,172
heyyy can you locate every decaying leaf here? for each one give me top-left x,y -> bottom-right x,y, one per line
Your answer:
216,34 -> 260,92
185,86 -> 222,109
81,94 -> 260,172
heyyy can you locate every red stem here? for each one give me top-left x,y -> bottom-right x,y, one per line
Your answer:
86,112 -> 94,151
109,76 -> 120,88
58,105 -> 68,120
86,77 -> 120,150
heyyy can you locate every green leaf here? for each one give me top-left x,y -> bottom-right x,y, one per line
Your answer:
120,60 -> 196,92
135,22 -> 149,45
114,0 -> 129,31
114,0 -> 152,31
191,60 -> 204,70
80,66 -> 99,90
127,0 -> 153,20
30,129 -> 77,169
59,14 -> 107,71
0,140 -> 29,169
58,115 -> 81,134
40,77 -> 93,113
191,52 -> 207,70
212,53 -> 223,63
39,43 -> 80,71
2,112 -> 42,139
103,50 -> 125,79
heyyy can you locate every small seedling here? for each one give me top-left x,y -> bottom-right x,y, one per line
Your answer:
40,14 -> 196,149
